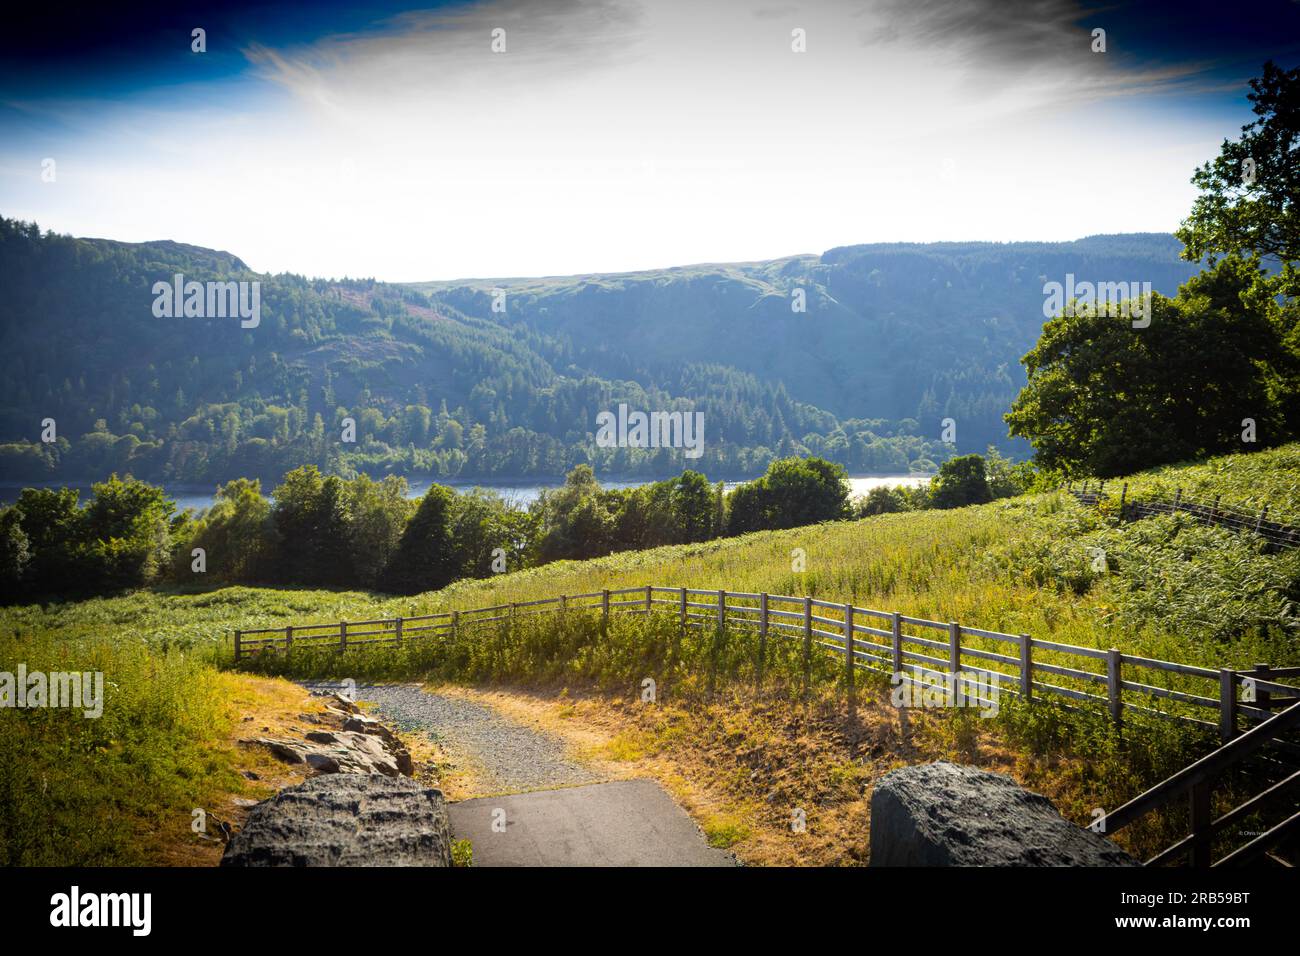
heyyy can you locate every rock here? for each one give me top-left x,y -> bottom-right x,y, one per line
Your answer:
244,731 -> 410,777
342,713 -> 416,775
310,691 -> 361,714
221,774 -> 452,867
247,738 -> 309,765
868,762 -> 1136,867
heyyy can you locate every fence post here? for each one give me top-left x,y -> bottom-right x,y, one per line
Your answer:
844,604 -> 856,722
1106,648 -> 1123,729
451,610 -> 459,642
948,621 -> 961,674
891,612 -> 903,676
756,593 -> 769,691
1255,506 -> 1268,535
1119,482 -> 1128,517
393,618 -> 401,648
234,629 -> 243,662
1173,487 -> 1183,511
1211,494 -> 1221,524
285,625 -> 294,652
1019,634 -> 1033,699
560,594 -> 567,614
717,589 -> 726,632
1253,663 -> 1272,715
1219,668 -> 1237,742
1189,781 -> 1212,867
340,621 -> 348,653
802,597 -> 813,700
602,589 -> 610,630
674,587 -> 686,668
645,585 -> 652,616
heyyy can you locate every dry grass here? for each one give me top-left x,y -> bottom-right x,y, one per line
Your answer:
156,674 -> 450,865
427,679 -> 1099,866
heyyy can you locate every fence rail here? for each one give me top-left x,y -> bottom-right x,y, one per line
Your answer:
1066,481 -> 1300,550
231,583 -> 1300,866
233,585 -> 1300,746
1104,699 -> 1300,866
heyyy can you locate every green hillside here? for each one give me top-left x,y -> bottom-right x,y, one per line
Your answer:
5,441 -> 1295,864
0,217 -> 1198,485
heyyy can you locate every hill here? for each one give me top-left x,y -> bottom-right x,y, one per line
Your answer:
0,217 -> 1198,485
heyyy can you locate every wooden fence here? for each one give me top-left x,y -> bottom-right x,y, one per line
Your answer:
233,585 -> 1300,747
1067,481 -> 1300,550
1105,699 -> 1300,866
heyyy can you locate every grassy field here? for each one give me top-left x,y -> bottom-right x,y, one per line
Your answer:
3,442 -> 1297,864
1091,443 -> 1300,523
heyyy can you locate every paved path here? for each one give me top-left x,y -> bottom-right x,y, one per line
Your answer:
449,780 -> 735,867
306,681 -> 735,867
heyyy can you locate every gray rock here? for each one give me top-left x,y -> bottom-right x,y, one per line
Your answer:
244,730 -> 410,777
342,713 -> 416,775
221,774 -> 452,867
869,762 -> 1136,867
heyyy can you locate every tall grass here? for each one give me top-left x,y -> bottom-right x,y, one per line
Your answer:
2,444 -> 1295,864
1101,443 -> 1300,523
0,628 -> 237,865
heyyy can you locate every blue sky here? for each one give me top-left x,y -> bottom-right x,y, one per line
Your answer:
1,0 -> 1296,280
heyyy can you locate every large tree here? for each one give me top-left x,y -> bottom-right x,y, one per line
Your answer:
1177,61 -> 1299,277
725,457 -> 849,534
382,484 -> 458,595
1007,283 -> 1290,477
1008,62 -> 1300,477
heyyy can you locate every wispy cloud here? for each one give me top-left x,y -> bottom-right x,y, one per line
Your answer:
246,0 -> 646,107
859,0 -> 1235,102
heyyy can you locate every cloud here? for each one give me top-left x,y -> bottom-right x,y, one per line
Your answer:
857,0 -> 1227,102
245,0 -> 646,107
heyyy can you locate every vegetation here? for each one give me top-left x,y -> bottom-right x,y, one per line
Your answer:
1008,62 -> 1300,478
1,450 -> 1057,601
1,217 -> 1205,487
3,63 -> 1296,868
0,626 -> 238,865
2,440 -> 1296,864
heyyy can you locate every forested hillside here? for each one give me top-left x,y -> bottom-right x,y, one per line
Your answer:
0,218 -> 1197,485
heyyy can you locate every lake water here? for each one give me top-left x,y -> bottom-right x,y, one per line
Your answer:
0,473 -> 930,514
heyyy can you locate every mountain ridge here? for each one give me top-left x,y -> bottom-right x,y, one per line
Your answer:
0,217 -> 1199,486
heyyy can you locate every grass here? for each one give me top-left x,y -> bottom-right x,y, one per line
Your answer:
2,441 -> 1297,864
0,628 -> 309,865
1098,443 -> 1300,523
702,813 -> 752,849
451,839 -> 473,867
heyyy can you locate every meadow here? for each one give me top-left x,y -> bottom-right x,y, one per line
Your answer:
3,443 -> 1297,864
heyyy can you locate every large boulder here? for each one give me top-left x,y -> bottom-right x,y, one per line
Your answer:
221,774 -> 452,867
869,762 -> 1136,867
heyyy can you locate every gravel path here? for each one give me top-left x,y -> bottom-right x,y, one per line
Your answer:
304,681 -> 600,794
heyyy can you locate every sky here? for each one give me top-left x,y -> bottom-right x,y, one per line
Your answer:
1,0 -> 1297,281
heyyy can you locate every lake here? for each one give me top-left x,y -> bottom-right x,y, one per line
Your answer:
0,473 -> 931,514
